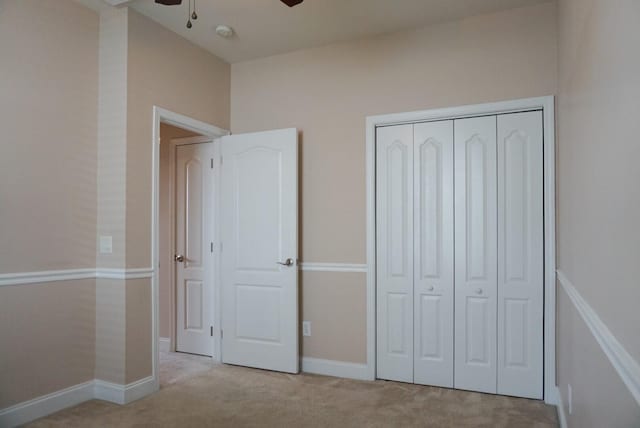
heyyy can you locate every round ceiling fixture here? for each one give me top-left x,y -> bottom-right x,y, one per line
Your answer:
215,25 -> 234,39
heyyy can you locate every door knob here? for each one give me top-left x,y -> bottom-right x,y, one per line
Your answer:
475,288 -> 483,295
277,258 -> 294,267
427,286 -> 434,291
175,254 -> 185,263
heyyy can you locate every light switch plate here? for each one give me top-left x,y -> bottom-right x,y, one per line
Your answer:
99,236 -> 113,254
302,321 -> 311,337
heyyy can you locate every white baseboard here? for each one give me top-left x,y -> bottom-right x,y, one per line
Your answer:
554,386 -> 568,428
124,376 -> 157,403
93,379 -> 124,404
0,376 -> 157,427
301,357 -> 371,381
94,376 -> 156,405
0,380 -> 94,428
159,337 -> 171,353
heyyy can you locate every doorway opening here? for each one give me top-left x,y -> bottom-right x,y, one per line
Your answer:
151,107 -> 300,393
152,107 -> 228,390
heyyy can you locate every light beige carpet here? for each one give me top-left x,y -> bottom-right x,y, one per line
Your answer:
28,352 -> 558,428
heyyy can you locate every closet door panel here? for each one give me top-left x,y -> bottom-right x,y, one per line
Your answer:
454,116 -> 498,394
413,121 -> 454,388
497,111 -> 544,399
376,124 -> 414,383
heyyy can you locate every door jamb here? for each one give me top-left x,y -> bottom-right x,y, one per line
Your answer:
364,96 -> 557,404
168,136 -> 215,355
152,106 -> 229,391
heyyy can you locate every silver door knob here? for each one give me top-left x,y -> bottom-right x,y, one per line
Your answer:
277,258 -> 294,267
175,254 -> 185,263
475,288 -> 483,295
427,286 -> 434,291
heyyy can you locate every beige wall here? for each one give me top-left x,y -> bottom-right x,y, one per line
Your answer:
556,0 -> 640,425
0,0 -> 98,272
158,124 -> 200,339
126,278 -> 152,383
0,280 -> 96,408
231,2 -> 557,362
557,286 -> 640,427
95,278 -> 126,384
0,0 -> 99,408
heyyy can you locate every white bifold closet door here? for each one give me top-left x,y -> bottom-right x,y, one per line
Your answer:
413,121 -> 454,388
453,116 -> 498,394
376,121 -> 454,387
376,110 -> 543,399
376,124 -> 414,383
453,112 -> 543,398
496,111 -> 543,399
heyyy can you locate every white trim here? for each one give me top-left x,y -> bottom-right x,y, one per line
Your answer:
301,357 -> 370,381
123,376 -> 156,404
0,269 -> 95,286
299,262 -> 367,273
0,380 -> 94,428
365,96 -> 557,400
151,106 -> 229,395
557,270 -> 640,406
93,376 -> 156,405
93,379 -> 123,404
95,267 -> 154,280
554,386 -> 568,428
0,268 -> 153,286
170,135 -> 213,146
159,337 -> 171,353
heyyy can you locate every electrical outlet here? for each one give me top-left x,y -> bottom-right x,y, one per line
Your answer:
568,384 -> 573,415
302,321 -> 311,337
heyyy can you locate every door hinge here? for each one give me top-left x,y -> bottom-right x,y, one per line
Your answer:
220,242 -> 223,252
210,158 -> 214,169
210,326 -> 213,337
211,242 -> 214,253
220,156 -> 223,166
221,329 -> 224,339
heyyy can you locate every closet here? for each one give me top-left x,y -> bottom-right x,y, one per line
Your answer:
376,110 -> 543,400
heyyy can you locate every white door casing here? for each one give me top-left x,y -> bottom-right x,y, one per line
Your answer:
454,116 -> 498,394
413,121 -> 454,388
376,124 -> 414,383
497,111 -> 544,399
220,128 -> 299,373
175,142 -> 215,357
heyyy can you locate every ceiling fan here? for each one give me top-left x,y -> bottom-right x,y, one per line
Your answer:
155,0 -> 303,7
155,0 -> 303,29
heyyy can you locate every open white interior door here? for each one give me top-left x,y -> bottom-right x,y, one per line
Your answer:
175,141 -> 215,357
220,128 -> 299,373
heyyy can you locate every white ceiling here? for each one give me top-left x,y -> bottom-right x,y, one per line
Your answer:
89,0 -> 552,63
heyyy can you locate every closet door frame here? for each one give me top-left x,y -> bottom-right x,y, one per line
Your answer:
365,96 -> 556,405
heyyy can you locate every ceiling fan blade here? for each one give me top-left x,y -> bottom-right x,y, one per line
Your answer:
155,0 -> 182,5
281,0 -> 304,7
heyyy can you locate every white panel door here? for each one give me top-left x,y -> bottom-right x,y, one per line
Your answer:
454,116 -> 498,394
497,111 -> 544,399
413,121 -> 454,388
175,142 -> 215,357
376,124 -> 414,383
220,128 -> 298,374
